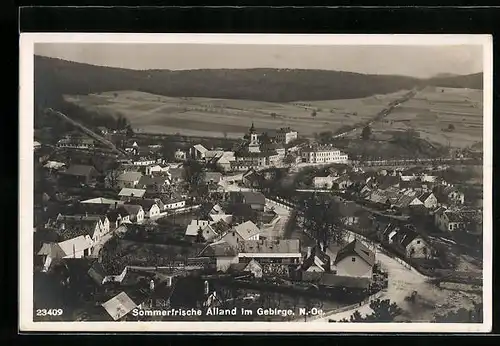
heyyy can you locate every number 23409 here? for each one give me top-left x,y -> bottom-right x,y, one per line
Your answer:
36,309 -> 63,317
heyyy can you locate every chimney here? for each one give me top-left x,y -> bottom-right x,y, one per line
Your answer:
166,276 -> 172,287
114,201 -> 118,209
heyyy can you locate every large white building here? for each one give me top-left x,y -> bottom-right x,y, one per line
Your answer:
301,145 -> 348,164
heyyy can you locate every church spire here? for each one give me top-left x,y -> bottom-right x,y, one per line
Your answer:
249,122 -> 256,134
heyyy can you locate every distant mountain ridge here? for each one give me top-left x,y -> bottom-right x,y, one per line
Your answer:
34,55 -> 483,107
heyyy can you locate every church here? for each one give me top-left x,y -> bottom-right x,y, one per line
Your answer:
230,123 -> 282,172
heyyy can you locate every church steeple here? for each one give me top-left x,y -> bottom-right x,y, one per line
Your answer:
249,122 -> 256,134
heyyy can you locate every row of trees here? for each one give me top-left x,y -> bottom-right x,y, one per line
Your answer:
301,193 -> 346,247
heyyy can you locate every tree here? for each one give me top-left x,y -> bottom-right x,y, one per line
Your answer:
331,299 -> 403,323
126,124 -> 134,137
448,123 -> 455,131
361,125 -> 372,140
311,110 -> 317,117
433,303 -> 482,323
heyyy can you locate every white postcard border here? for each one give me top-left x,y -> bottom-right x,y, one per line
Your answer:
19,33 -> 493,333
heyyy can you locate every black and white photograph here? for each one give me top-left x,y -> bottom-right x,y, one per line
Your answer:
19,34 -> 492,332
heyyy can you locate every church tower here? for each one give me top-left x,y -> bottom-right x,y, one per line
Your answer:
248,122 -> 260,153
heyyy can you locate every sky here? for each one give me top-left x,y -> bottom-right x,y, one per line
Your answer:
34,43 -> 484,78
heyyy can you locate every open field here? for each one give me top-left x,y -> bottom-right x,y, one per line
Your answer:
64,90 -> 411,139
369,86 -> 483,149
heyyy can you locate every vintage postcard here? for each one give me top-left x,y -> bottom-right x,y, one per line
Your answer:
19,34 -> 492,333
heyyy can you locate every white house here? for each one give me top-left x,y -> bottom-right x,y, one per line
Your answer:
185,219 -> 212,237
129,200 -> 161,219
145,164 -> 169,176
233,221 -> 261,241
399,231 -> 433,259
37,235 -> 94,272
301,145 -> 348,164
122,204 -> 145,223
162,195 -> 186,210
190,144 -> 208,160
332,239 -> 375,279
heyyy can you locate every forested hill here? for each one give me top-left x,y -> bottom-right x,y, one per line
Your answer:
34,55 -> 483,106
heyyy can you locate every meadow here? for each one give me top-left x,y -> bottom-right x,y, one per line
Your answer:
369,86 -> 483,149
64,90 -> 410,139
64,86 -> 483,150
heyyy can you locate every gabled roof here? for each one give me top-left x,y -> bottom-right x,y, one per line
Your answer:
55,219 -> 100,241
62,164 -> 97,177
240,191 -> 266,205
81,197 -> 123,205
205,219 -> 232,237
117,171 -> 143,182
396,228 -> 421,248
126,199 -> 158,212
193,144 -> 208,154
185,219 -> 212,237
121,204 -> 144,216
137,175 -> 169,188
233,221 -> 261,240
118,188 -> 146,198
224,203 -> 256,218
334,239 -> 375,267
37,242 -> 66,257
107,206 -> 131,222
57,235 -> 92,256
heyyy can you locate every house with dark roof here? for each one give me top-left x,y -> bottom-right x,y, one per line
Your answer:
59,164 -> 99,185
242,169 -> 264,189
228,259 -> 263,278
224,203 -> 258,224
201,219 -> 232,242
136,175 -> 170,193
435,209 -> 476,233
53,217 -> 102,244
121,204 -> 145,223
301,245 -> 331,273
126,199 -> 161,219
107,206 -> 131,228
161,194 -> 186,210
434,185 -> 465,206
393,228 -> 434,259
239,191 -> 266,211
332,239 -> 375,279
418,191 -> 438,209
